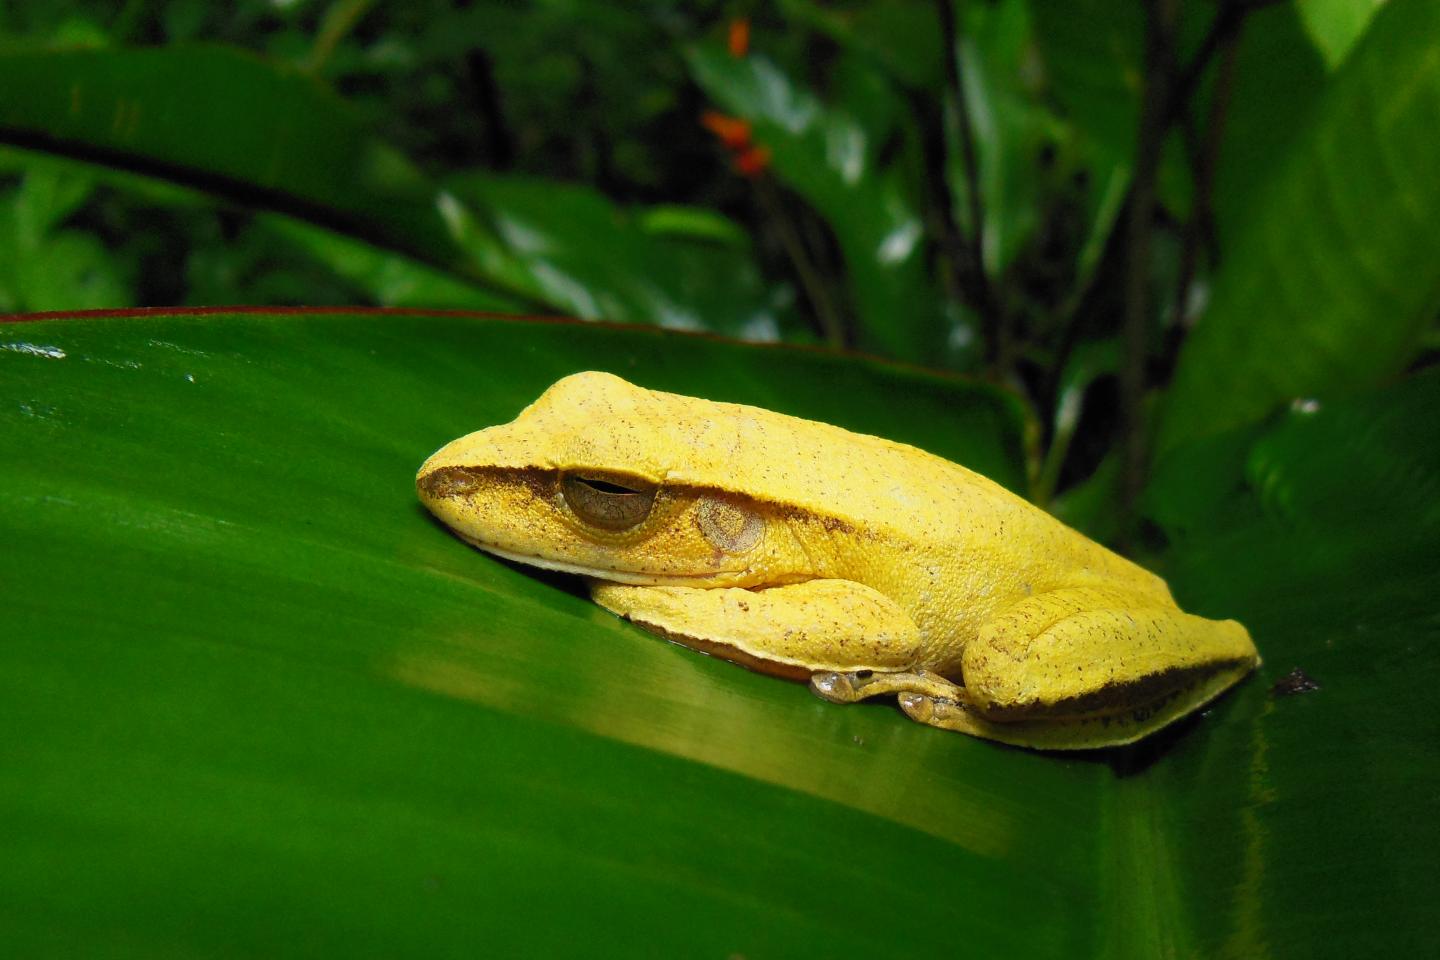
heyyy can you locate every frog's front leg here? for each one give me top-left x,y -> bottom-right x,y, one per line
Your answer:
809,666 -> 965,704
590,579 -> 924,680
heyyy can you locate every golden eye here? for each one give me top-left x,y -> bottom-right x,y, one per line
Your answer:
561,474 -> 657,531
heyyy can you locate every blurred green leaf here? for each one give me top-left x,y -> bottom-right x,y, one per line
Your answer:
1030,0 -> 1142,172
0,144 -> 212,211
256,215 -> 529,312
0,143 -> 518,312
1014,0 -> 1138,302
450,173 -> 796,339
7,226 -> 131,312
0,44 -> 798,335
635,205 -> 748,247
0,169 -> 132,312
0,45 -> 477,281
954,0 -> 1060,278
1035,337 -> 1119,505
828,49 -> 909,155
1050,452 -> 1122,545
1158,0 -> 1440,454
686,43 -> 945,362
10,164 -> 92,237
1212,3 -> 1328,249
1296,0 -> 1388,69
779,0 -> 943,89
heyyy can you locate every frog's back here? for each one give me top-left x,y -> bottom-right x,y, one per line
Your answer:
470,372 -> 1164,596
509,372 -> 1011,522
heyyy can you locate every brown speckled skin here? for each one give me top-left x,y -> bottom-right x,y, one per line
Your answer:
418,372 -> 1259,748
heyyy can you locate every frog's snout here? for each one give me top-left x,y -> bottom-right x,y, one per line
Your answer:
417,464 -> 486,504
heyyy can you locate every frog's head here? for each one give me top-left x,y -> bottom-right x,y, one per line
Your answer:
416,372 -> 771,586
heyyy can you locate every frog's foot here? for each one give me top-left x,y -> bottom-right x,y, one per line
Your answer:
810,668 -> 963,704
813,671 -> 1006,742
898,691 -> 1144,747
900,685 -> 1252,750
955,587 -> 1261,748
897,693 -> 994,738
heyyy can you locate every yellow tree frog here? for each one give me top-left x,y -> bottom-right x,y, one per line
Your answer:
416,372 -> 1259,749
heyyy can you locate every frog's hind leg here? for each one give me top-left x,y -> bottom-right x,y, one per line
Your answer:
897,670 -> 1253,750
950,588 -> 1261,749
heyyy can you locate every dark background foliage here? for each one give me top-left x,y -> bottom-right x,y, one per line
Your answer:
5,0 -> 1436,524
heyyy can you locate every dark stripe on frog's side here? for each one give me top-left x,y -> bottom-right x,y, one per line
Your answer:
972,657 -> 1255,722
418,465 -> 869,538
622,618 -> 815,682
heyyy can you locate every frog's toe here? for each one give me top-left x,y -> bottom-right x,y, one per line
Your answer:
898,692 -> 996,739
898,691 -> 934,720
809,671 -> 858,703
898,692 -> 973,726
899,692 -> 974,727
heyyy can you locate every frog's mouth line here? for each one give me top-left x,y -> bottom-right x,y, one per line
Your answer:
455,533 -> 753,587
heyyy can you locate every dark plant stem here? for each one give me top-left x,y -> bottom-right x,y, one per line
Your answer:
1170,0 -> 1280,126
935,0 -> 1005,375
1045,0 -> 1270,515
305,0 -> 378,74
1168,31 -> 1239,357
909,93 -> 974,340
465,50 -> 515,171
755,177 -> 847,348
1119,0 -> 1180,543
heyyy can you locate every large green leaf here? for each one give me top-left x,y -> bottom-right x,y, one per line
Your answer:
1,309 -> 1053,956
1158,0 -> 1440,453
2,310 -> 1432,955
1139,369 -> 1440,955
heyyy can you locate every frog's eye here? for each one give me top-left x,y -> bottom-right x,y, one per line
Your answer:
561,473 -> 657,531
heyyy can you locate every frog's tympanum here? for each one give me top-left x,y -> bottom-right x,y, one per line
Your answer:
417,372 -> 1259,749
